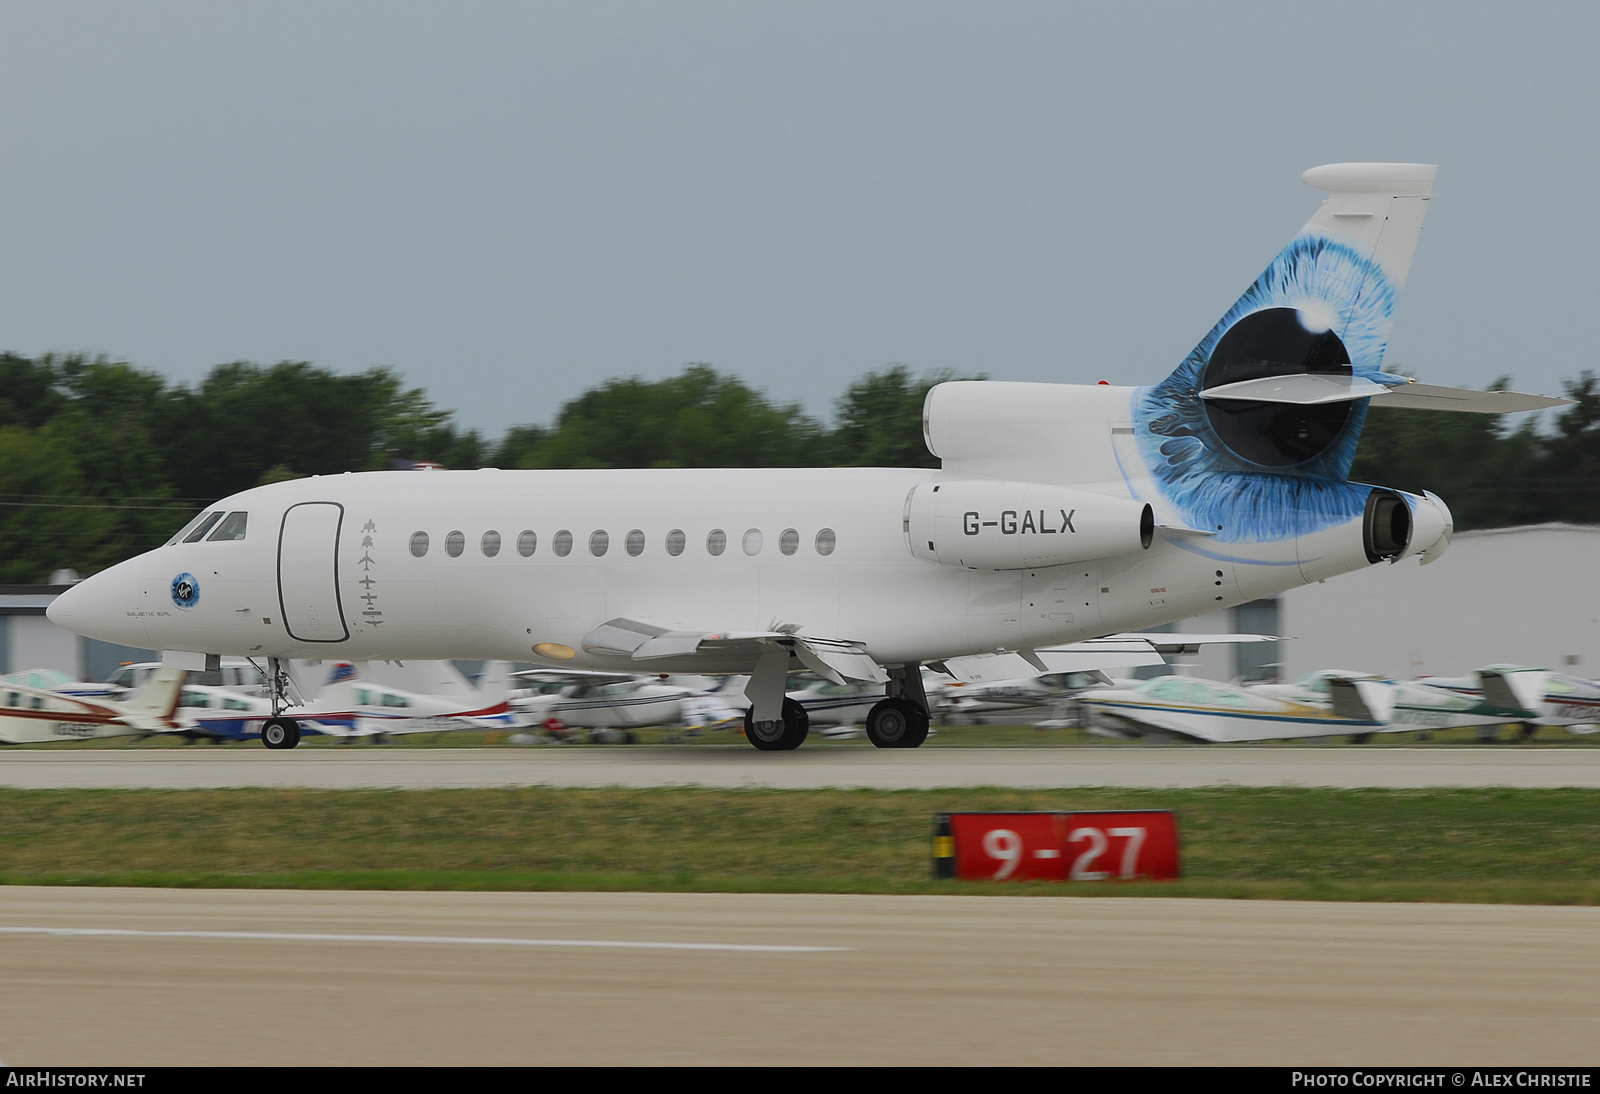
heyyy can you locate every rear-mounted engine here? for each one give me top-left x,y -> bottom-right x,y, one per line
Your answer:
905,480 -> 1153,570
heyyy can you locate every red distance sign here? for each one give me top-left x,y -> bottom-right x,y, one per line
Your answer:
938,811 -> 1180,882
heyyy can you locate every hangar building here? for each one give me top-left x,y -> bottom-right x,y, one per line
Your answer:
1168,524 -> 1599,683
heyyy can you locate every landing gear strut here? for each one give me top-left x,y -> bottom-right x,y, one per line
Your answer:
259,656 -> 302,751
866,664 -> 931,749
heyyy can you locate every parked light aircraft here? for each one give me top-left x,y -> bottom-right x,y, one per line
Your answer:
0,668 -> 123,701
47,162 -> 1568,751
0,668 -> 187,744
106,657 -> 266,697
169,661 -> 515,744
1417,666 -> 1600,737
1081,670 -> 1535,743
172,681 -> 352,741
512,670 -> 743,734
940,671 -> 1111,724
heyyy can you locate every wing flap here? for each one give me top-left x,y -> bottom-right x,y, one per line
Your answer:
579,618 -> 887,683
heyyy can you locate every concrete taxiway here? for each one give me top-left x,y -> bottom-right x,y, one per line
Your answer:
0,887 -> 1595,1066
2,746 -> 1600,789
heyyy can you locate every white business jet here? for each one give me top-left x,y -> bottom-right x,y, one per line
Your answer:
48,163 -> 1566,752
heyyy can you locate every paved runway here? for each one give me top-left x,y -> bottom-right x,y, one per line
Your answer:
3,746 -> 1600,789
0,887 -> 1595,1066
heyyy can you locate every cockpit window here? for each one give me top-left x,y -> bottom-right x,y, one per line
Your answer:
207,512 -> 249,542
166,510 -> 217,545
183,512 -> 226,543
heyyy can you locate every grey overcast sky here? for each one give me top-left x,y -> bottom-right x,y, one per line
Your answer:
0,2 -> 1594,438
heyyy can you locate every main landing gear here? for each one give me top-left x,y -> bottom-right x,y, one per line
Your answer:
865,697 -> 930,749
865,664 -> 931,749
259,655 -> 302,751
740,650 -> 931,752
744,698 -> 810,751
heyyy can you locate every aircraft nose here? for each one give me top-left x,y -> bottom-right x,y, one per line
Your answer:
47,558 -> 148,646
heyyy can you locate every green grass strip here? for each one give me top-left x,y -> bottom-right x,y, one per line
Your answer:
2,786 -> 1598,903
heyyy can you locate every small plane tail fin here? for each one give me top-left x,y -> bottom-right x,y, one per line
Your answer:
1476,666 -> 1548,717
316,662 -> 361,710
476,661 -> 512,704
1328,676 -> 1395,724
123,666 -> 187,721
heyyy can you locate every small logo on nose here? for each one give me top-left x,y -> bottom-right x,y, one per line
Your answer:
171,573 -> 200,610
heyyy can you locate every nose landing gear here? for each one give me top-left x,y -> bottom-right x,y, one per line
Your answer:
259,656 -> 302,750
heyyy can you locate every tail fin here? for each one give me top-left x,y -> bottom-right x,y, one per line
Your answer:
124,667 -> 187,721
475,661 -> 511,705
315,662 -> 361,710
1135,164 -> 1437,541
1170,162 -> 1436,470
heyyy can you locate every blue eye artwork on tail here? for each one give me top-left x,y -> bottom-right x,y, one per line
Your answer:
1134,233 -> 1397,543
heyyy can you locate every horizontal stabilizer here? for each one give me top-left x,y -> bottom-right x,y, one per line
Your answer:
1200,374 -> 1392,405
1373,383 -> 1568,414
1200,374 -> 1566,414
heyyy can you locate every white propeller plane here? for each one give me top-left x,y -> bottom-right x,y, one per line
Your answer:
1080,670 -> 1535,744
0,667 -> 187,745
511,670 -> 742,736
47,162 -> 1567,751
1415,666 -> 1600,738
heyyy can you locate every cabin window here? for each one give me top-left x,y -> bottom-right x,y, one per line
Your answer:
518,530 -> 537,556
779,528 -> 799,555
553,530 -> 573,557
742,529 -> 763,556
183,512 -> 226,543
410,532 -> 429,557
706,529 -> 727,556
815,528 -> 836,555
446,531 -> 465,557
590,530 -> 609,557
625,529 -> 645,556
665,529 -> 686,556
481,530 -> 502,557
207,511 -> 249,542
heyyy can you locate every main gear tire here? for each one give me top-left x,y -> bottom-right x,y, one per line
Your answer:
866,697 -> 930,749
744,698 -> 809,751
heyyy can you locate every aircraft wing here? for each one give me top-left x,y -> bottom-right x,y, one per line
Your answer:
934,633 -> 1280,683
580,618 -> 888,685
1086,703 -> 1214,743
511,668 -> 647,686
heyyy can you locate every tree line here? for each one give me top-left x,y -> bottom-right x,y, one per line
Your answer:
0,355 -> 956,581
0,350 -> 1595,582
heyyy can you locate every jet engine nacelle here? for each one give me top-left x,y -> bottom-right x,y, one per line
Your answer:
905,480 -> 1153,570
